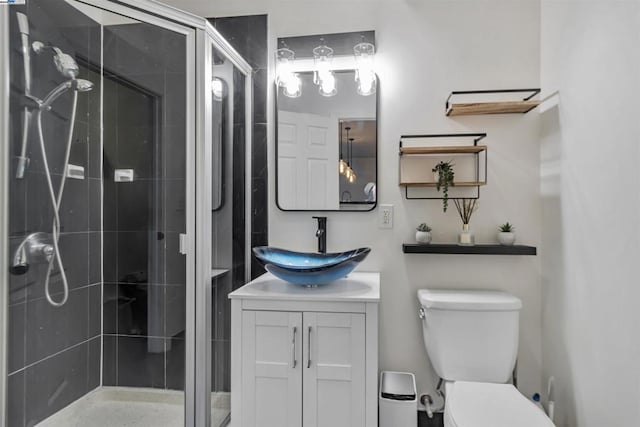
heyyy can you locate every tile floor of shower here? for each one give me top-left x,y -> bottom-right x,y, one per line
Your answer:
36,388 -> 230,427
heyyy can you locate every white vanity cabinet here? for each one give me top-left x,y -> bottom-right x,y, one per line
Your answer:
229,272 -> 380,427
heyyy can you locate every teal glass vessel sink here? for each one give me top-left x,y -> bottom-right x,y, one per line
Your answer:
252,246 -> 371,287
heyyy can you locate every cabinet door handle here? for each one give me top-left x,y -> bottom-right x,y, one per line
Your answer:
291,326 -> 297,369
307,325 -> 312,368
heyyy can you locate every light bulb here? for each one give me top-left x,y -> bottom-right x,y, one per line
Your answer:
348,171 -> 356,183
276,61 -> 292,87
212,78 -> 223,101
313,41 -> 337,97
283,73 -> 301,98
354,41 -> 376,96
356,70 -> 376,96
276,47 -> 295,87
319,71 -> 336,97
339,159 -> 347,174
345,167 -> 353,180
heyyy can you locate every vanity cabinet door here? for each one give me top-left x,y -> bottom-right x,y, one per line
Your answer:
241,310 -> 303,427
302,312 -> 366,427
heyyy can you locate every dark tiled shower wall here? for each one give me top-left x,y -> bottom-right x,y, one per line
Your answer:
7,2 -> 102,426
210,15 -> 269,280
101,23 -> 187,391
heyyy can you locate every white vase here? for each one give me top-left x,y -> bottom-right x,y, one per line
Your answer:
416,231 -> 432,244
458,224 -> 475,246
433,171 -> 440,183
498,232 -> 515,246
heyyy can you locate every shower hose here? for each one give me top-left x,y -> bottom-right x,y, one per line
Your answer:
34,88 -> 78,307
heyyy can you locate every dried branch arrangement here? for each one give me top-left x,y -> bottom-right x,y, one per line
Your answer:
453,198 -> 478,225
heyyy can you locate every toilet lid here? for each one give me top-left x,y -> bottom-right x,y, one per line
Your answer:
446,382 -> 555,427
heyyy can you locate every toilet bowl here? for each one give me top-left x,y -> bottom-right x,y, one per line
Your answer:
417,289 -> 554,427
444,381 -> 554,427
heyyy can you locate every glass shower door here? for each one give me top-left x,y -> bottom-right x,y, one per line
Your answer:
3,1 -> 195,426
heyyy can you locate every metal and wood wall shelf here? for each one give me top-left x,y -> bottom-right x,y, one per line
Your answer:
445,89 -> 541,116
399,133 -> 487,200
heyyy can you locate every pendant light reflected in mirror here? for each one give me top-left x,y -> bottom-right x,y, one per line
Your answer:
347,136 -> 357,183
339,125 -> 349,175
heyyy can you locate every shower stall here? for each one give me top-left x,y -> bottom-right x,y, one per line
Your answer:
0,0 -> 252,426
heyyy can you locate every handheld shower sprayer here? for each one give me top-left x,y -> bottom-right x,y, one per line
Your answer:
40,79 -> 94,109
13,14 -> 94,307
15,37 -> 84,180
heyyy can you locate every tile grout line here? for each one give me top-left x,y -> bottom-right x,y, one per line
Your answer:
8,336 -> 100,377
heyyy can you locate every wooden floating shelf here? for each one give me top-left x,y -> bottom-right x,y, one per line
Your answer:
445,89 -> 542,117
400,145 -> 487,155
447,101 -> 541,116
398,134 -> 488,200
399,181 -> 486,188
403,243 -> 537,256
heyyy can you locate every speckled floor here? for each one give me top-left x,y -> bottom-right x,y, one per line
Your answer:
36,387 -> 230,427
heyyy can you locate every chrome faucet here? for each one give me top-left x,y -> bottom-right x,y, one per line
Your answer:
313,216 -> 327,253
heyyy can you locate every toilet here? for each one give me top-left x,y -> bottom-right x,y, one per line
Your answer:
417,289 -> 554,427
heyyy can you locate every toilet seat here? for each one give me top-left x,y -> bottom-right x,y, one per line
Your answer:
445,381 -> 555,427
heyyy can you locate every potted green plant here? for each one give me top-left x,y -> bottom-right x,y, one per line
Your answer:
432,160 -> 455,212
498,222 -> 516,246
453,199 -> 478,246
415,223 -> 432,244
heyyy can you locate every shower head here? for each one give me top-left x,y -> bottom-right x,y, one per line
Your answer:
32,41 -> 79,79
40,79 -> 94,109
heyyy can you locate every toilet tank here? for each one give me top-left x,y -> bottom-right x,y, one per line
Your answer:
417,289 -> 522,383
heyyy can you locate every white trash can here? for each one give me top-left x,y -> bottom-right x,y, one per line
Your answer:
379,371 -> 417,427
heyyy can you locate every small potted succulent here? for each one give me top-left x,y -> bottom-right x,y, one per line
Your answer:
498,222 -> 516,246
432,160 -> 455,212
415,223 -> 432,244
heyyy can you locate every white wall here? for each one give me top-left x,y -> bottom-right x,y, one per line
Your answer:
540,1 -> 640,426
171,0 -> 543,401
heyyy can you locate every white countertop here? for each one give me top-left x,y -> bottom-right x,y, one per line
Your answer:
229,272 -> 380,303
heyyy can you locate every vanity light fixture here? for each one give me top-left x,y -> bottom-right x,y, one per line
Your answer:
313,39 -> 337,97
354,40 -> 376,96
276,45 -> 302,98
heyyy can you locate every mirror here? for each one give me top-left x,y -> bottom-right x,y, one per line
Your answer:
276,70 -> 377,211
212,46 -> 233,212
211,77 -> 227,211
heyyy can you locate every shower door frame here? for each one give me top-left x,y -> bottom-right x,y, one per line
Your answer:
0,6 -> 10,427
195,22 -> 253,427
0,1 -> 254,426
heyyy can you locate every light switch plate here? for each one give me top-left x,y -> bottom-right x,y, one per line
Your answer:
379,204 -> 393,229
